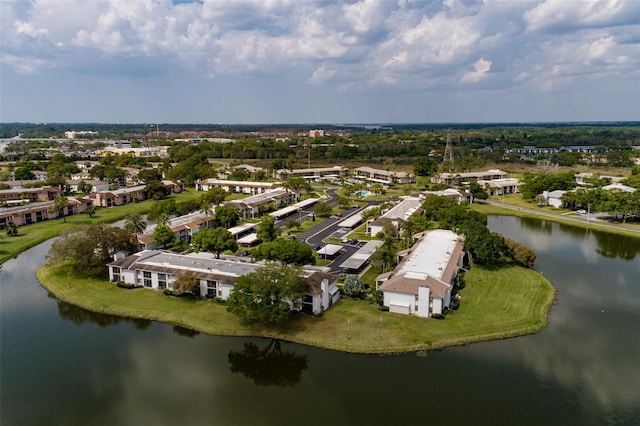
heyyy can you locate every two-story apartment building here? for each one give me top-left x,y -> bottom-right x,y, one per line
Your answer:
108,250 -> 340,315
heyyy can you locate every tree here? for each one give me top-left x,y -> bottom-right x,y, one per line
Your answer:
252,239 -> 316,266
228,168 -> 250,181
343,275 -> 364,298
468,180 -> 488,200
5,221 -> 18,236
145,180 -> 171,200
283,218 -> 300,232
148,199 -> 177,221
49,195 -> 70,223
215,205 -> 241,228
46,224 -> 136,275
84,204 -> 96,218
191,227 -> 238,258
200,187 -> 228,206
153,224 -> 177,248
413,157 -> 438,176
257,216 -> 280,242
227,264 -> 307,324
464,227 -> 509,265
172,272 -> 200,296
124,212 -> 147,236
137,168 -> 163,183
422,195 -> 457,221
313,202 -> 333,217
284,176 -> 311,195
371,237 -> 397,272
77,180 -> 93,195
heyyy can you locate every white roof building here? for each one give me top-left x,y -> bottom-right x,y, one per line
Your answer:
377,229 -> 465,318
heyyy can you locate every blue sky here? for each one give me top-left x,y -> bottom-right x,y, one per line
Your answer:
1,0 -> 639,124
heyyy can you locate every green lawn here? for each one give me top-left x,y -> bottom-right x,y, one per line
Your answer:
37,262 -> 555,353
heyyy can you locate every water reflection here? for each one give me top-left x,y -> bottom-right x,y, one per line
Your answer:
56,299 -> 152,330
228,339 -> 308,387
593,231 -> 640,260
172,325 -> 200,338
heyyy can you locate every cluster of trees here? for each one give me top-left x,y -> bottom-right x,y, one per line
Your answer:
421,195 -> 536,267
46,224 -> 136,275
520,172 -> 577,199
251,239 -> 315,266
226,263 -> 307,324
562,188 -> 640,223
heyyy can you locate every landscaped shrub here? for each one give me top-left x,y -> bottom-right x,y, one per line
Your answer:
431,313 -> 445,320
163,288 -> 175,296
379,305 -> 390,312
116,280 -> 135,289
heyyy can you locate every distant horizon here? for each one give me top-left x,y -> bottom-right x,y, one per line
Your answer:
2,120 -> 639,127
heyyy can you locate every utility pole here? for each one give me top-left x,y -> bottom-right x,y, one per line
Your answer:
443,129 -> 454,172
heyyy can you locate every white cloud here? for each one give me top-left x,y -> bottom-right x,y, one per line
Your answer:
1,0 -> 639,122
461,57 -> 492,83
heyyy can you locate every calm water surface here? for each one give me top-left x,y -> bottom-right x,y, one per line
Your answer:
1,216 -> 639,426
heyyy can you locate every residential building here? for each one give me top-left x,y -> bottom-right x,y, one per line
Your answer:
108,250 -> 340,314
225,188 -> 299,219
430,169 -> 509,186
541,190 -> 568,208
89,181 -> 182,208
137,211 -> 214,250
477,178 -> 522,196
376,229 -> 465,318
367,196 -> 422,236
603,183 -> 637,193
0,197 -> 90,228
353,166 -> 415,185
0,186 -> 61,203
273,166 -> 349,181
420,188 -> 473,204
217,164 -> 265,180
195,179 -> 282,194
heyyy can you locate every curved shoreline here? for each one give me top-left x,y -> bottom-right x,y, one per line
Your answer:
37,261 -> 556,354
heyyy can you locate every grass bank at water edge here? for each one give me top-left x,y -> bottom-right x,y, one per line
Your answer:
37,262 -> 555,354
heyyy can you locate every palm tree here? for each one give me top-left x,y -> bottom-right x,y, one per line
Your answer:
124,212 -> 147,236
200,202 -> 214,229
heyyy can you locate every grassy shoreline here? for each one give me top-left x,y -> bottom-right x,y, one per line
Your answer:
472,200 -> 640,238
37,261 -> 555,354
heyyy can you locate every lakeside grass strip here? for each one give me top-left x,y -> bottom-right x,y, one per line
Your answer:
471,202 -> 640,238
37,262 -> 555,354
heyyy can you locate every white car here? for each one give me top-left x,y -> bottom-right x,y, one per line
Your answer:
576,209 -> 587,214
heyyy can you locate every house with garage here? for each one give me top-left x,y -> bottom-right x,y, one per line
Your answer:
376,229 -> 465,318
108,251 -> 339,315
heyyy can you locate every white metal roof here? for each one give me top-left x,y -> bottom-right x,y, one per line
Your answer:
397,229 -> 460,281
317,244 -> 343,256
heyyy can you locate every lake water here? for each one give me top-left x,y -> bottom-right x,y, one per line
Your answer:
1,216 -> 639,425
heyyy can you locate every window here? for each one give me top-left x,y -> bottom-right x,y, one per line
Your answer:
207,280 -> 216,298
158,273 -> 167,290
143,271 -> 152,288
112,267 -> 121,282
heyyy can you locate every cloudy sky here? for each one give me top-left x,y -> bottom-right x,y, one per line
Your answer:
1,0 -> 639,124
